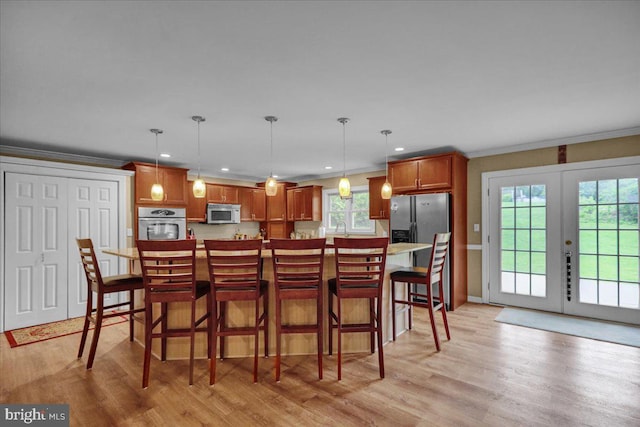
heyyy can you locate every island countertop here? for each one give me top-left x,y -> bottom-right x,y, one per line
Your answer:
103,241 -> 431,259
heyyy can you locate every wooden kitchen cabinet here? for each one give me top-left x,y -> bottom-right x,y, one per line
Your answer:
240,187 -> 266,221
186,181 -> 207,222
123,162 -> 188,205
388,154 -> 452,193
207,184 -> 239,204
286,189 -> 295,221
287,186 -> 322,221
368,176 -> 390,220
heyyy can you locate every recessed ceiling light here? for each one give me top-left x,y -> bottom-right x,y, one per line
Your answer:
273,175 -> 279,178
160,153 -> 171,158
324,166 -> 333,170
394,147 -> 404,152
221,167 -> 229,172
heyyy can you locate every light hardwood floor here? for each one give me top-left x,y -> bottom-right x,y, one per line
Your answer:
1,303 -> 639,426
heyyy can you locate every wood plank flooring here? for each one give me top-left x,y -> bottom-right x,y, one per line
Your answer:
2,303 -> 639,426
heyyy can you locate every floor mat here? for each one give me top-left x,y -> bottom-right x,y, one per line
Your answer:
495,307 -> 640,348
4,314 -> 127,348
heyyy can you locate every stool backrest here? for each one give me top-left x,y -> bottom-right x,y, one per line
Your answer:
429,233 -> 451,284
203,239 -> 263,293
270,238 -> 326,290
333,237 -> 388,293
137,239 -> 198,298
76,238 -> 104,292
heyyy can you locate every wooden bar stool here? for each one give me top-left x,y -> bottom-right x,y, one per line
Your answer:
328,237 -> 388,380
137,239 -> 211,388
76,238 -> 145,370
390,232 -> 451,351
270,238 -> 326,381
204,239 -> 268,384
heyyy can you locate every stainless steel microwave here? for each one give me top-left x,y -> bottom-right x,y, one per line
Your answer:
207,203 -> 241,224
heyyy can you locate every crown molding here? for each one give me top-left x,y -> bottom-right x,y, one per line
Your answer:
465,126 -> 640,158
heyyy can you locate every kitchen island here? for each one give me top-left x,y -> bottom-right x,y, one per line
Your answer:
104,242 -> 430,360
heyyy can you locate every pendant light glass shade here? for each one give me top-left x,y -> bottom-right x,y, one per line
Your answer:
192,178 -> 206,198
192,116 -> 206,198
265,176 -> 278,196
264,116 -> 278,196
381,181 -> 392,199
150,129 -> 164,201
380,129 -> 393,200
337,117 -> 351,198
338,177 -> 351,198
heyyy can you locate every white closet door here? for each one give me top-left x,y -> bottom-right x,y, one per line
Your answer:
67,179 -> 120,318
4,173 -> 68,330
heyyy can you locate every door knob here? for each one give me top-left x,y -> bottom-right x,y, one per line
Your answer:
565,240 -> 572,245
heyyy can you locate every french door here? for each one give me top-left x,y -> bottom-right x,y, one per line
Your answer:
487,160 -> 639,325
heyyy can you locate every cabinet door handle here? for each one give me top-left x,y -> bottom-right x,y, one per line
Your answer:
414,178 -> 418,187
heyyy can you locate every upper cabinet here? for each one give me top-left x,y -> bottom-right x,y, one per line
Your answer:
287,186 -> 322,221
388,154 -> 452,193
240,187 -> 266,222
186,182 -> 242,222
368,176 -> 390,220
207,184 -> 239,204
265,182 -> 291,222
123,162 -> 188,206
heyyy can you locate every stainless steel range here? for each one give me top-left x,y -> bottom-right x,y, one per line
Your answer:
137,207 -> 186,240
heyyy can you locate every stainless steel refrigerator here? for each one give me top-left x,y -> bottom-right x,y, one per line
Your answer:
390,193 -> 451,306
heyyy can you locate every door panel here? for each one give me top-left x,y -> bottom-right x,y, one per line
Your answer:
67,179 -> 119,318
488,173 -> 562,312
562,166 -> 639,324
5,173 -> 68,330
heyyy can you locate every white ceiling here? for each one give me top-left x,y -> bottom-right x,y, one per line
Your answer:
1,1 -> 639,182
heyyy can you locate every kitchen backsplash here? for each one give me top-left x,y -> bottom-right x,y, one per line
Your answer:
188,222 -> 259,240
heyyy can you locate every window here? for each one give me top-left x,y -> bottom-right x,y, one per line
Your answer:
323,186 -> 375,234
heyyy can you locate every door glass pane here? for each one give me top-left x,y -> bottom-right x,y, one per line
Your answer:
500,184 -> 546,297
577,178 -> 640,309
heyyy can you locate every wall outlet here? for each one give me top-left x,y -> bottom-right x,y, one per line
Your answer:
473,224 -> 480,232
126,228 -> 133,237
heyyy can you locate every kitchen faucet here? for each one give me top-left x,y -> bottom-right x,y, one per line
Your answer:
335,221 -> 349,237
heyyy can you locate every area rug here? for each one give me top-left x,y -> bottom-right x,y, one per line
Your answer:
4,314 -> 127,348
495,307 -> 640,348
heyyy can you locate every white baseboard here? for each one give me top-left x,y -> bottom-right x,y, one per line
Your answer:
467,296 -> 483,304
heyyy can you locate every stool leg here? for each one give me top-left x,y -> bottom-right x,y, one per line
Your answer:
337,296 -> 342,381
220,302 -> 226,360
253,297 -> 259,383
376,295 -> 384,379
263,288 -> 269,359
439,281 -> 451,341
161,302 -> 168,361
210,297 -> 218,385
275,292 -> 282,382
426,281 -> 441,351
328,290 -> 333,356
369,297 -> 375,354
391,279 -> 397,341
128,289 -> 135,341
407,282 -> 413,331
142,300 -> 153,388
189,299 -> 196,386
86,294 -> 103,370
317,288 -> 323,380
78,289 -> 93,360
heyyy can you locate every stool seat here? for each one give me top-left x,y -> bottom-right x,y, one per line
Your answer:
390,267 -> 429,279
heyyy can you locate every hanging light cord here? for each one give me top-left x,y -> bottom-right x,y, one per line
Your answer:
269,119 -> 274,177
342,120 -> 347,177
385,132 -> 389,178
197,119 -> 201,178
154,132 -> 159,183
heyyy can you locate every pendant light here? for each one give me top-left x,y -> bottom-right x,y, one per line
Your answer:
264,116 -> 278,197
337,117 -> 351,198
150,128 -> 164,201
192,115 -> 206,198
380,130 -> 393,200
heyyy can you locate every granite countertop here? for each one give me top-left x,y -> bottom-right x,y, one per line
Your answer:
104,242 -> 430,259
